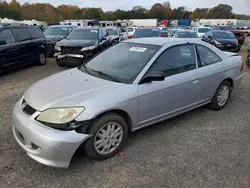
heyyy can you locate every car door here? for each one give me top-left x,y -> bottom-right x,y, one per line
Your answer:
137,44 -> 206,127
11,27 -> 33,64
194,44 -> 224,99
0,29 -> 18,68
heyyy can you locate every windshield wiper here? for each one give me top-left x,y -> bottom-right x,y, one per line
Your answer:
89,69 -> 123,83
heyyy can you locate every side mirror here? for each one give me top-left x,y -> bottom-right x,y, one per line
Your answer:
0,40 -> 7,46
208,36 -> 212,40
140,71 -> 166,84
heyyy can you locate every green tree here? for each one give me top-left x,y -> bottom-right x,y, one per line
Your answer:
208,4 -> 233,19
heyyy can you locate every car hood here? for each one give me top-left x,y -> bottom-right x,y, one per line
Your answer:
24,68 -> 123,111
45,35 -> 65,42
215,38 -> 238,45
110,35 -> 119,40
57,39 -> 97,47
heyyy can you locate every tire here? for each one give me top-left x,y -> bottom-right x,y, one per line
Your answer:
208,80 -> 232,111
56,57 -> 63,66
37,50 -> 46,65
83,112 -> 128,160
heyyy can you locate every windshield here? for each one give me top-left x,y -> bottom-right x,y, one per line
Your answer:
176,32 -> 198,38
44,27 -> 70,36
134,29 -> 160,38
105,29 -> 118,35
79,42 -> 160,83
198,28 -> 211,33
66,29 -> 98,40
219,26 -> 237,30
214,32 -> 236,39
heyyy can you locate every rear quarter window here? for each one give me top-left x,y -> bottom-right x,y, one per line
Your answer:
28,27 -> 45,39
0,29 -> 15,44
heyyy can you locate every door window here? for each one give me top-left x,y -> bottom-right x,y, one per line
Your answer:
196,44 -> 222,67
0,29 -> 15,44
28,27 -> 45,39
11,28 -> 32,42
148,45 -> 196,77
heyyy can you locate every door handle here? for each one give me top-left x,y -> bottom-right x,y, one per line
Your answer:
192,79 -> 198,84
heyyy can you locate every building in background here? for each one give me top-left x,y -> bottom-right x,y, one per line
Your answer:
0,18 -> 47,26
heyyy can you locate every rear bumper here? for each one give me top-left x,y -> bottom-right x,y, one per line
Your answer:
12,101 -> 90,168
233,74 -> 243,91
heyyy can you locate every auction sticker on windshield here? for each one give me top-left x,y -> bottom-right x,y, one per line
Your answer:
62,28 -> 68,30
90,30 -> 98,33
129,47 -> 147,52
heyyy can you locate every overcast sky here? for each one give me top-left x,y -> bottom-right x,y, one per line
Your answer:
17,0 -> 249,15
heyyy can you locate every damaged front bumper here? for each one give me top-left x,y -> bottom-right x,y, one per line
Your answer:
54,52 -> 94,67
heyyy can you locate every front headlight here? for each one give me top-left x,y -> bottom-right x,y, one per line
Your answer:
81,46 -> 96,51
36,107 -> 85,124
55,45 -> 61,51
214,40 -> 221,45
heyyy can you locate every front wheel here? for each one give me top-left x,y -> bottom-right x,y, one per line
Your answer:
209,80 -> 232,111
83,112 -> 128,160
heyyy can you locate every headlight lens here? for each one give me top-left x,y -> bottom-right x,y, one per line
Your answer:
214,40 -> 221,45
55,45 -> 61,51
36,107 -> 85,124
81,46 -> 96,51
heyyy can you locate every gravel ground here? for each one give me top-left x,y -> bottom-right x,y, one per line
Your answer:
0,38 -> 250,188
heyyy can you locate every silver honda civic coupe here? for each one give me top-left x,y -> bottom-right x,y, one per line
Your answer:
13,38 -> 243,168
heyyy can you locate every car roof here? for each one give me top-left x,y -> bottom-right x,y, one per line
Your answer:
104,27 -> 118,30
122,37 -> 203,46
0,25 -> 41,30
211,30 -> 232,33
75,27 -> 99,30
48,25 -> 76,28
176,30 -> 195,33
137,27 -> 158,30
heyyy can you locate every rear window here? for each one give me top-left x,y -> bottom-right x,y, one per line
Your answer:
11,28 -> 32,42
0,29 -> 15,44
28,27 -> 45,39
134,29 -> 160,38
198,28 -> 211,33
44,27 -> 70,36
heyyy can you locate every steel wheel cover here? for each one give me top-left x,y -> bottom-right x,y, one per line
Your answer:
217,85 -> 230,107
94,122 -> 124,155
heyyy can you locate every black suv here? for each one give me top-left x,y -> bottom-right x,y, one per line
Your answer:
54,27 -> 112,67
0,25 -> 47,73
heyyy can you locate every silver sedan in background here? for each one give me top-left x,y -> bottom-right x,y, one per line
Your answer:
13,38 -> 243,168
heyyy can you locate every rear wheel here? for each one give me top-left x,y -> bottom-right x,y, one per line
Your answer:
83,112 -> 128,160
37,51 -> 46,65
209,80 -> 232,111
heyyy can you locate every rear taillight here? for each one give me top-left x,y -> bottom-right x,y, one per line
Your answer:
240,63 -> 243,72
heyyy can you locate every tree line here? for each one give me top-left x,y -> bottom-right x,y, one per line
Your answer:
0,0 -> 249,25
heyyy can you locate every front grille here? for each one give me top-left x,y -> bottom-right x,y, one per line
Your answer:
61,46 -> 82,54
22,99 -> 36,115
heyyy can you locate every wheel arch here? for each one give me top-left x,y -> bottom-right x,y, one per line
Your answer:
91,109 -> 133,132
222,78 -> 234,89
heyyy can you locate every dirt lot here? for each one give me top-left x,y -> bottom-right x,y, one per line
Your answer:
0,38 -> 250,188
